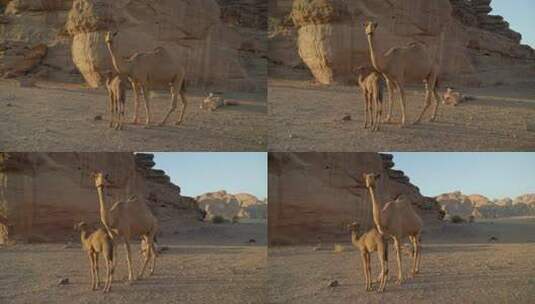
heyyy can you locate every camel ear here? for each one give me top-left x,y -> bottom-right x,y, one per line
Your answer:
376,174 -> 381,179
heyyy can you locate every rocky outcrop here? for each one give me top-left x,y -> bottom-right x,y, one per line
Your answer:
0,0 -> 265,91
268,0 -> 535,86
0,152 -> 200,244
268,152 -> 441,246
0,41 -> 47,78
0,0 -> 77,82
196,190 -> 267,221
435,191 -> 535,220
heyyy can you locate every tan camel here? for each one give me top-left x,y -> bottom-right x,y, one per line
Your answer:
348,222 -> 388,292
104,31 -> 188,127
74,221 -> 114,292
355,66 -> 385,132
92,171 -> 159,281
363,21 -> 442,125
104,72 -> 127,130
363,173 -> 423,284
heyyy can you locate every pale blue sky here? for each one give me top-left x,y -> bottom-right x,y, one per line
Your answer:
391,153 -> 535,199
491,0 -> 535,47
151,153 -> 267,199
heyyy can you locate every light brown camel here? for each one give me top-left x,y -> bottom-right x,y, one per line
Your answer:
348,222 -> 388,292
104,31 -> 188,127
355,66 -> 385,132
104,72 -> 127,130
74,221 -> 114,292
92,171 -> 159,281
363,21 -> 442,126
363,173 -> 423,285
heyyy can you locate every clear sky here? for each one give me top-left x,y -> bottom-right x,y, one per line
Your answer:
391,153 -> 535,199
491,0 -> 535,48
150,152 -> 267,199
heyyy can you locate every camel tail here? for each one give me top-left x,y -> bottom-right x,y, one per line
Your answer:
384,238 -> 388,262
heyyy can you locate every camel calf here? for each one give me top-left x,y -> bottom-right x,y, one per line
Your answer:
348,222 -> 388,292
74,222 -> 115,292
105,72 -> 127,130
355,66 -> 385,132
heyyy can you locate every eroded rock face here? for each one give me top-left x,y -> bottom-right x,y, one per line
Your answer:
269,0 -> 535,86
0,0 -> 265,91
196,190 -> 267,221
0,41 -> 47,78
268,152 -> 440,246
435,191 -> 535,220
0,152 -> 200,244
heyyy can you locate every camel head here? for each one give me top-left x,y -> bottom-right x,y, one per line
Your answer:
347,222 -> 360,233
104,31 -> 118,44
73,221 -> 88,231
363,21 -> 378,36
91,171 -> 112,188
363,173 -> 381,189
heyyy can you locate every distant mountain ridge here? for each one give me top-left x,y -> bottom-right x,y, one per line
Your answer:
435,191 -> 535,220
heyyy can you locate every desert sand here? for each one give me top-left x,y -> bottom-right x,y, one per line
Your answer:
0,81 -> 267,151
268,217 -> 535,304
0,222 -> 266,304
268,73 -> 535,151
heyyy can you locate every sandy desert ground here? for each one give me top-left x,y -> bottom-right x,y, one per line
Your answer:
268,76 -> 535,151
0,222 -> 266,304
267,217 -> 535,304
0,80 -> 267,151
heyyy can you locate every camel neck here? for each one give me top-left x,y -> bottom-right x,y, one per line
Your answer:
368,186 -> 384,234
96,185 -> 113,236
366,34 -> 381,72
106,41 -> 128,75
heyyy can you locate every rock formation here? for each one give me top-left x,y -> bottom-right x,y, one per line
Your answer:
196,190 -> 267,221
268,0 -> 535,86
0,0 -> 266,91
435,191 -> 535,220
0,152 -> 201,244
268,152 -> 440,246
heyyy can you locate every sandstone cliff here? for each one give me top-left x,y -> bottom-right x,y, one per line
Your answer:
0,0 -> 266,92
196,190 -> 267,221
436,191 -> 535,221
268,152 -> 440,246
268,0 -> 535,86
0,152 -> 201,244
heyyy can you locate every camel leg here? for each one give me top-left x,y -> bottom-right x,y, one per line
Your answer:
159,86 -> 177,126
365,253 -> 372,291
88,253 -> 96,290
393,237 -> 403,285
124,238 -> 135,282
410,235 -> 419,277
94,253 -> 100,288
398,85 -> 407,126
378,243 -> 387,292
176,82 -> 188,126
131,82 -> 141,124
141,86 -> 152,127
360,252 -> 369,291
107,88 -> 114,128
414,234 -> 422,274
363,93 -> 369,129
415,82 -> 432,124
103,255 -> 111,292
139,237 -> 151,278
150,241 -> 157,275
430,83 -> 441,122
384,78 -> 395,123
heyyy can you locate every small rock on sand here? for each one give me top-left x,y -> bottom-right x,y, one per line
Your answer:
327,280 -> 339,288
58,278 -> 69,286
